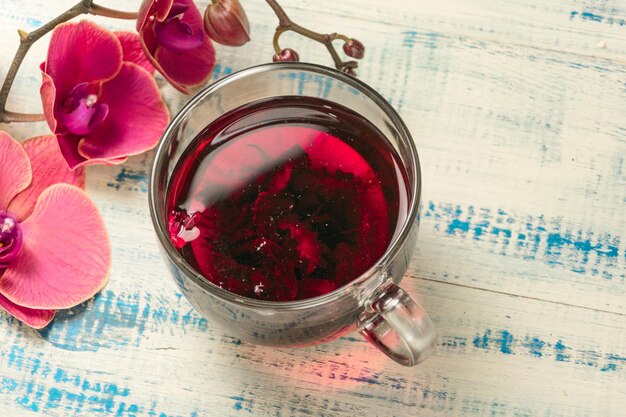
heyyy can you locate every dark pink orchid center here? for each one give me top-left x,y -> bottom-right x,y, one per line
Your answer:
60,83 -> 109,136
0,211 -> 23,270
154,3 -> 204,53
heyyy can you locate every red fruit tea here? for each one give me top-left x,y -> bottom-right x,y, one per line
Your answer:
167,96 -> 409,301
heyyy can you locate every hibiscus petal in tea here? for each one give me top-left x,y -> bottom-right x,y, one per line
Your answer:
167,96 -> 409,301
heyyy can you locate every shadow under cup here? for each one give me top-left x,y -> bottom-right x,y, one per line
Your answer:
149,63 -> 436,366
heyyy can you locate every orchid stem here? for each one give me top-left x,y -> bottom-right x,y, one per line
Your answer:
89,4 -> 138,20
264,0 -> 355,72
264,0 -> 290,26
1,111 -> 46,123
0,1 -> 136,124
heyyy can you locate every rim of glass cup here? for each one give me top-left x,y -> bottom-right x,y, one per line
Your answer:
149,62 -> 421,310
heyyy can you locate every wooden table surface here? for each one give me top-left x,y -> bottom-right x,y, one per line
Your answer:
1,0 -> 625,416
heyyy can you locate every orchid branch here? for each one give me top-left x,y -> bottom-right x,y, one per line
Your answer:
0,0 -> 362,124
264,0 -> 360,73
0,0 -> 137,124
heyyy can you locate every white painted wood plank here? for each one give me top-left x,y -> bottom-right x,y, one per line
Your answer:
271,0 -> 626,59
0,277 -> 624,416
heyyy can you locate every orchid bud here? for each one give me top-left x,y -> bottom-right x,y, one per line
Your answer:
273,48 -> 299,62
343,38 -> 365,59
342,67 -> 357,77
204,0 -> 251,47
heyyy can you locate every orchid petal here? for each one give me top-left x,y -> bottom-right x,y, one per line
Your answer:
137,0 -> 151,29
138,17 -> 159,55
140,42 -> 190,93
137,0 -> 153,29
173,0 -> 206,34
56,134 -> 87,170
78,63 -> 169,161
168,2 -> 190,17
56,134 -> 129,170
137,0 -> 174,28
0,132 -> 32,211
154,32 -> 215,88
0,293 -> 55,329
115,31 -> 155,74
39,68 -> 57,133
44,20 -> 122,98
137,25 -> 185,91
155,18 -> 204,53
157,0 -> 175,21
8,135 -> 85,221
0,184 -> 110,309
137,0 -> 175,31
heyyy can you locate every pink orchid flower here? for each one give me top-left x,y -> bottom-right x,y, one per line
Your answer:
40,20 -> 169,170
137,0 -> 216,93
0,132 -> 111,329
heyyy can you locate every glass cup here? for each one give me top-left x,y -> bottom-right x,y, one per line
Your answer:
148,62 -> 436,366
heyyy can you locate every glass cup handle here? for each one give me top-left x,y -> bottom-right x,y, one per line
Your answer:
357,283 -> 436,366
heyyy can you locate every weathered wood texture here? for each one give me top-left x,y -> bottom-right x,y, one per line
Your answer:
0,0 -> 624,416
